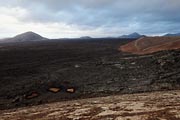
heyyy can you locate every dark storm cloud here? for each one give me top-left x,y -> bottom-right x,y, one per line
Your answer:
1,0 -> 180,36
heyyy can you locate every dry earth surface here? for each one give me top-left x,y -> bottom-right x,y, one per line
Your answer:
0,90 -> 180,120
119,37 -> 180,54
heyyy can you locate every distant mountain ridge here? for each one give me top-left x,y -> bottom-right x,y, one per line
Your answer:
80,36 -> 92,39
0,31 -> 47,43
119,32 -> 180,38
163,33 -> 180,37
1,31 -> 180,43
119,32 -> 145,39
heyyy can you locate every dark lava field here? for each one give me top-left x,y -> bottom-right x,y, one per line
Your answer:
0,38 -> 180,110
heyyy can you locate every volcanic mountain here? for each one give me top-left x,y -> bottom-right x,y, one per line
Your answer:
0,31 -> 47,43
119,36 -> 180,54
119,32 -> 145,39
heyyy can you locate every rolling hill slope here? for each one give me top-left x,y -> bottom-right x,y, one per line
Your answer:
119,37 -> 180,54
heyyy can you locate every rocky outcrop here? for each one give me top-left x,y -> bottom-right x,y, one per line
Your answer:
0,90 -> 180,120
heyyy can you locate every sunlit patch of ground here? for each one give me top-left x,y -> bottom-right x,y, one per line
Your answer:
0,90 -> 180,120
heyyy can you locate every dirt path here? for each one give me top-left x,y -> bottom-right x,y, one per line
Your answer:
134,37 -> 143,51
0,90 -> 180,120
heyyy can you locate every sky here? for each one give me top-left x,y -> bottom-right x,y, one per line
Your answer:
0,0 -> 180,38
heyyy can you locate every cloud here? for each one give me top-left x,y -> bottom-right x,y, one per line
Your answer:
0,0 -> 180,38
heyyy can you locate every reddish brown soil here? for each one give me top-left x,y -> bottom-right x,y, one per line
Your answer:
119,37 -> 180,54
